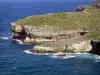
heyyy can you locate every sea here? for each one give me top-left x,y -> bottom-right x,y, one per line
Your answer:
0,0 -> 100,75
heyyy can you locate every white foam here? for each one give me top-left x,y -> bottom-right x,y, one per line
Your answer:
13,39 -> 25,45
94,55 -> 100,62
0,37 -> 9,40
49,52 -> 76,59
23,50 -> 89,59
62,55 -> 75,59
23,50 -> 32,54
17,40 -> 24,44
23,50 -> 52,55
23,50 -> 100,61
52,52 -> 65,56
50,53 -> 95,59
50,54 -> 75,59
0,33 -> 12,40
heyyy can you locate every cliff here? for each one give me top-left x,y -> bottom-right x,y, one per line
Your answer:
11,2 -> 100,55
76,1 -> 100,12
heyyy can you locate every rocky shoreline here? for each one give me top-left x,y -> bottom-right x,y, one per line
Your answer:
11,22 -> 100,55
76,1 -> 100,12
11,1 -> 100,55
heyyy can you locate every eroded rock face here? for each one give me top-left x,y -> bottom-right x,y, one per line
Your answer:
31,40 -> 100,55
31,40 -> 93,54
11,23 -> 87,43
90,40 -> 100,55
11,23 -> 27,39
11,23 -> 90,54
11,23 -> 100,55
67,40 -> 92,53
76,1 -> 100,12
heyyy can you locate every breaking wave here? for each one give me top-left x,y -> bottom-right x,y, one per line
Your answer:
23,50 -> 100,61
23,50 -> 75,59
23,50 -> 52,55
23,50 -> 32,54
50,54 -> 75,59
13,39 -> 25,45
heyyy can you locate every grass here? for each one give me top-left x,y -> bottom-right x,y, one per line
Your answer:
15,9 -> 100,39
15,9 -> 100,30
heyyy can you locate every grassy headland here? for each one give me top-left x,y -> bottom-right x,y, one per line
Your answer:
15,9 -> 100,30
14,9 -> 100,40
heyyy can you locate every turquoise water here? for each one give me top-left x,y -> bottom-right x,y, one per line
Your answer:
0,0 -> 100,75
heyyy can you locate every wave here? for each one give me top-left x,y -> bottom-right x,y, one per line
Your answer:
23,50 -> 32,54
0,33 -> 11,36
50,52 -> 76,59
0,36 -> 9,40
23,50 -> 52,55
23,50 -> 76,59
0,33 -> 12,40
23,50 -> 94,59
50,55 -> 75,59
23,50 -> 100,61
94,55 -> 100,62
13,39 -> 25,45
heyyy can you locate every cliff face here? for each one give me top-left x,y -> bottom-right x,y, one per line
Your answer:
11,23 -> 97,54
11,20 -> 100,55
76,1 -> 100,12
11,23 -> 87,43
11,23 -> 27,39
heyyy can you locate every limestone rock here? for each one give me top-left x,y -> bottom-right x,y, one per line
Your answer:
15,25 -> 22,32
67,40 -> 92,53
32,45 -> 55,53
24,37 -> 32,43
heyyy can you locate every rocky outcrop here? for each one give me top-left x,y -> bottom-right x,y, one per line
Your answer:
76,1 -> 100,12
11,1 -> 100,55
11,23 -> 87,43
30,40 -> 100,55
11,21 -> 100,55
67,40 -> 92,53
31,40 -> 92,53
12,22 -> 95,54
11,23 -> 27,39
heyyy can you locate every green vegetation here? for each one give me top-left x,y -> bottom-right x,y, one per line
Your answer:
16,9 -> 100,30
15,9 -> 100,39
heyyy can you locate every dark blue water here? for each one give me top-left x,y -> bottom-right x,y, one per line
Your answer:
0,0 -> 100,75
